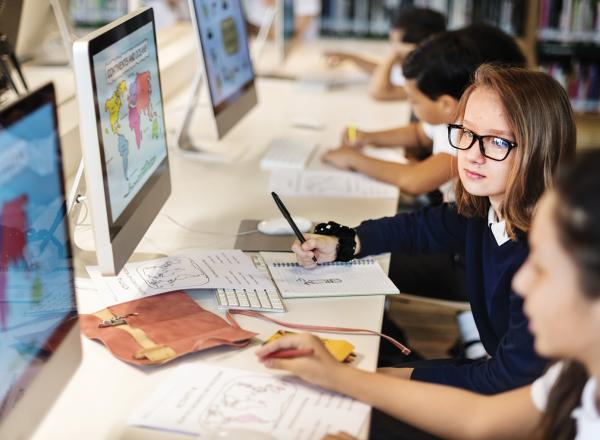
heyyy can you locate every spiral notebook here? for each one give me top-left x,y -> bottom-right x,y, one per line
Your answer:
260,252 -> 399,298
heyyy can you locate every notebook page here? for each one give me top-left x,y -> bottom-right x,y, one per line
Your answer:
261,252 -> 399,298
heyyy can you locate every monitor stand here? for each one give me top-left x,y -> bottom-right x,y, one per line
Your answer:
173,73 -> 232,163
66,161 -> 166,277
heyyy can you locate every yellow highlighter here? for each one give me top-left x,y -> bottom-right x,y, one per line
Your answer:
347,124 -> 357,145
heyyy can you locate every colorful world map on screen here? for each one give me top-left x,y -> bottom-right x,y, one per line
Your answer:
93,21 -> 167,223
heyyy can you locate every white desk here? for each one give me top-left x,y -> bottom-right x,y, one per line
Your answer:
30,41 -> 409,440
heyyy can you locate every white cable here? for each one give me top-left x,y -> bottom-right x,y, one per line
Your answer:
162,213 -> 258,236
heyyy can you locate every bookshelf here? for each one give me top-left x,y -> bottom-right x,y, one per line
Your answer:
534,0 -> 600,118
320,1 -> 528,39
319,1 -> 538,63
318,0 -> 600,145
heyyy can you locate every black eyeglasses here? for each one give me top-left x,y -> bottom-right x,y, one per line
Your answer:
447,124 -> 517,162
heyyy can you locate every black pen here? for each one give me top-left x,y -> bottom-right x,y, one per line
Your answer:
271,192 -> 318,263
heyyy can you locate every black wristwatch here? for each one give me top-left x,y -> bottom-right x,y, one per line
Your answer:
313,221 -> 357,262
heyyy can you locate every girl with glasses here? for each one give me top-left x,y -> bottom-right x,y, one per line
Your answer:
263,65 -> 576,436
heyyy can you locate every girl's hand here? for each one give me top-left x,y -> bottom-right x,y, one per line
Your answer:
321,147 -> 361,171
256,333 -> 345,389
341,126 -> 368,148
291,233 -> 338,268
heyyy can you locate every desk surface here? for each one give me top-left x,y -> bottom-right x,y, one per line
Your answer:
30,37 -> 409,440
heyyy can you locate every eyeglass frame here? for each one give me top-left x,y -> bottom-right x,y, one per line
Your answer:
447,123 -> 517,162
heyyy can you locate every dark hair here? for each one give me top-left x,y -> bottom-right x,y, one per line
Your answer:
390,7 -> 446,44
454,65 -> 576,238
537,150 -> 600,440
402,24 -> 526,100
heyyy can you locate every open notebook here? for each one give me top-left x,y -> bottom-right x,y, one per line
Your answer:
260,252 -> 399,298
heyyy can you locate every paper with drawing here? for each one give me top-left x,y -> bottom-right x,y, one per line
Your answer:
261,252 -> 399,298
87,250 -> 275,306
128,363 -> 370,439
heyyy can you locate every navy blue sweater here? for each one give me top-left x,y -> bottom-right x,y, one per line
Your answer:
356,203 -> 547,394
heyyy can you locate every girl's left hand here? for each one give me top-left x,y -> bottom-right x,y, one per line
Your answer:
321,147 -> 360,170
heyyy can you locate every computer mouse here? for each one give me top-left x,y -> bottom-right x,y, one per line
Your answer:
258,217 -> 312,235
204,428 -> 277,440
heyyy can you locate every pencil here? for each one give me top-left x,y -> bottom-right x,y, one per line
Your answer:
261,348 -> 314,360
347,124 -> 357,144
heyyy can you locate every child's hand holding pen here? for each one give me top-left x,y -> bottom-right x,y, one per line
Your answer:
256,333 -> 345,389
342,124 -> 365,147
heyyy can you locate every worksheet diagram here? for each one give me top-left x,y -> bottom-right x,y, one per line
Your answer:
129,364 -> 370,439
87,249 -> 276,306
200,376 -> 296,430
270,170 -> 399,199
137,257 -> 209,289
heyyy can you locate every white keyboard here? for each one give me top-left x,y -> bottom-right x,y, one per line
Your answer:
215,288 -> 285,312
214,253 -> 286,312
260,138 -> 318,170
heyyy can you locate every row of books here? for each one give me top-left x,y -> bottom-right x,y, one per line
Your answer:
541,61 -> 600,113
319,0 -> 526,38
538,0 -> 600,43
70,0 -> 128,27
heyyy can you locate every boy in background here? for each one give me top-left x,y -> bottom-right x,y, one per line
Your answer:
324,7 -> 446,101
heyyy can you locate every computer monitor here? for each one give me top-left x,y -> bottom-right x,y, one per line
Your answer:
188,0 -> 258,138
73,7 -> 171,275
0,83 -> 81,439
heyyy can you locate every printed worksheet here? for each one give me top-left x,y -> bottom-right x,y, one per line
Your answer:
128,363 -> 370,439
86,250 -> 275,306
269,169 -> 399,199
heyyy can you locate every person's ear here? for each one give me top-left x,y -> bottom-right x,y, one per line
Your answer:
436,95 -> 460,119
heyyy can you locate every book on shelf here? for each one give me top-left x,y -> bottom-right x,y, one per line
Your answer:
318,0 -> 526,39
538,0 -> 600,43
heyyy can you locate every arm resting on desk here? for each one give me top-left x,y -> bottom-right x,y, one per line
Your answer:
257,333 -> 541,440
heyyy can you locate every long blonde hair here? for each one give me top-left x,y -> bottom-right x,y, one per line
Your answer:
454,64 -> 576,238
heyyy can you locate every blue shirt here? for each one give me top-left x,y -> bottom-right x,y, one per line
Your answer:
356,203 -> 547,394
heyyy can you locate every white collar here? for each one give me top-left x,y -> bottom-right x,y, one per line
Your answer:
572,376 -> 600,420
487,207 -> 510,246
571,376 -> 600,439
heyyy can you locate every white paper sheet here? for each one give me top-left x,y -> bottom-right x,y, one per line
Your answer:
128,364 -> 370,440
269,169 -> 399,198
86,250 -> 276,306
261,252 -> 399,298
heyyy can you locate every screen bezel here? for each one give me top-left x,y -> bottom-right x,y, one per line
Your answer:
0,82 -> 78,426
190,0 -> 256,116
86,8 -> 170,239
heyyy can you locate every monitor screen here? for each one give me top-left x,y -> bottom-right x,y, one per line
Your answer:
191,0 -> 254,113
0,84 -> 77,423
91,19 -> 168,226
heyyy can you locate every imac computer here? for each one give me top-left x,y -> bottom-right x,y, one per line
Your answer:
176,0 -> 258,159
73,7 -> 171,275
0,83 -> 81,439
